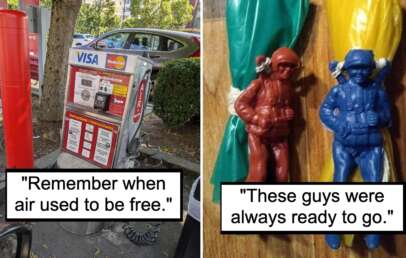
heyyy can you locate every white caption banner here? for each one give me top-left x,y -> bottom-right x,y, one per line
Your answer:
7,171 -> 181,220
221,184 -> 404,232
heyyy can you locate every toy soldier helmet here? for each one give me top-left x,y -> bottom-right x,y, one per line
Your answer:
271,47 -> 300,71
343,49 -> 376,69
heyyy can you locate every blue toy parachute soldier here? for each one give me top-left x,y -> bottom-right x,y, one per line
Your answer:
320,49 -> 392,249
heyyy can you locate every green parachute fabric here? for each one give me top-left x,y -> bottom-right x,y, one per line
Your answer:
211,0 -> 309,202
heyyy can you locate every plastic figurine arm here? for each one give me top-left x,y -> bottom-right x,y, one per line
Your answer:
319,86 -> 347,135
376,87 -> 392,128
283,94 -> 295,121
368,60 -> 391,128
284,107 -> 295,121
234,79 -> 261,123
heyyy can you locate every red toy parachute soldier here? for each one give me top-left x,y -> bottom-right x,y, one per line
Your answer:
234,47 -> 300,182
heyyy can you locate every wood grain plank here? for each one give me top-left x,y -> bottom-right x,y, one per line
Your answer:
203,0 -> 406,257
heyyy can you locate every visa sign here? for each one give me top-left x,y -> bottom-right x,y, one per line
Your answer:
77,52 -> 99,65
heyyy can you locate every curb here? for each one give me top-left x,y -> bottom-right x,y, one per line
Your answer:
139,146 -> 200,174
0,147 -> 199,206
35,149 -> 61,168
0,149 -> 60,206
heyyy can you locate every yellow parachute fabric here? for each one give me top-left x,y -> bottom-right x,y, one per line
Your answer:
326,0 -> 402,61
323,0 -> 402,247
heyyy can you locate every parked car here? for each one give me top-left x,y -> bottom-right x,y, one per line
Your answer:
72,33 -> 94,47
77,28 -> 200,74
29,33 -> 39,81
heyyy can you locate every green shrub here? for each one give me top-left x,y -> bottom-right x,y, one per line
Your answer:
153,58 -> 200,127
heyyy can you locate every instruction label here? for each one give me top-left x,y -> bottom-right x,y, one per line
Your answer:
94,128 -> 113,166
221,183 -> 404,233
66,119 -> 82,153
6,170 -> 182,220
63,111 -> 118,168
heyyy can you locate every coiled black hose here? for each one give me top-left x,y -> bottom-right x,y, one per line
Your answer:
123,223 -> 161,245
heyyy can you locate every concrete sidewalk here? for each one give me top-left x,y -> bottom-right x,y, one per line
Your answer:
0,205 -> 184,258
29,221 -> 183,258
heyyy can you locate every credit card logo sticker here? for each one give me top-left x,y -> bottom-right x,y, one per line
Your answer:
77,52 -> 99,65
106,54 -> 127,70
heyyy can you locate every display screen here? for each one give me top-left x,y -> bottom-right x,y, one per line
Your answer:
81,79 -> 93,87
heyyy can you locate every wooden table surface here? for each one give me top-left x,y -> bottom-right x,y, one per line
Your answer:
203,0 -> 406,257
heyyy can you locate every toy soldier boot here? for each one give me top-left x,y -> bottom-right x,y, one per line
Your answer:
364,234 -> 380,249
325,234 -> 341,249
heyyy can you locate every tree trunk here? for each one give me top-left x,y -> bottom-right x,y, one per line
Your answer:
38,0 -> 82,122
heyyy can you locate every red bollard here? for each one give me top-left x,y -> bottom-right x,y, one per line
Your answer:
0,10 -> 34,168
